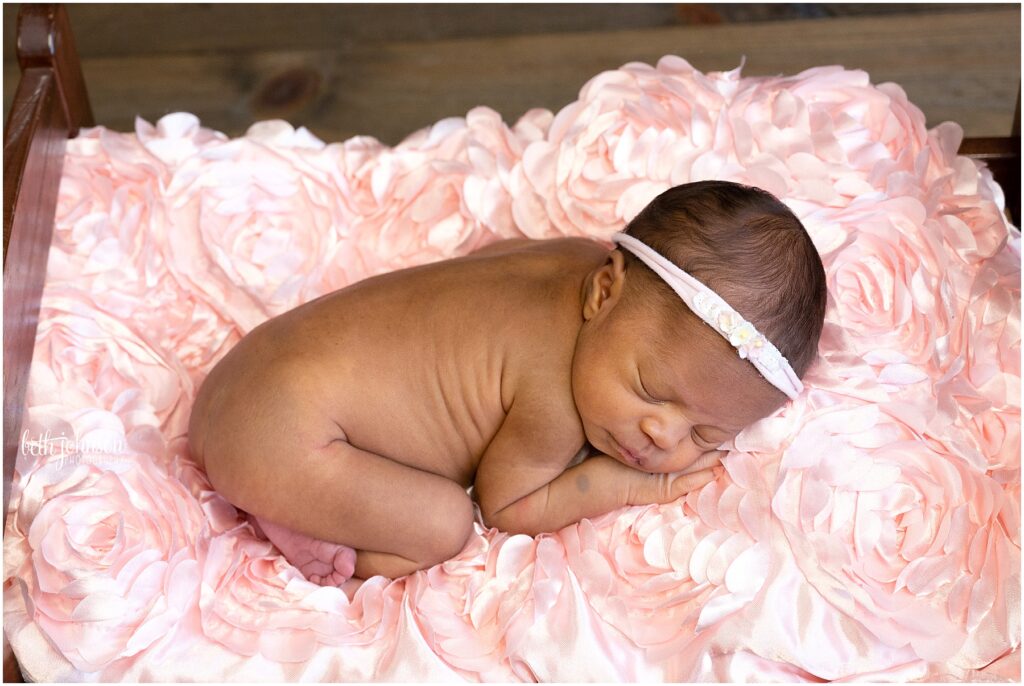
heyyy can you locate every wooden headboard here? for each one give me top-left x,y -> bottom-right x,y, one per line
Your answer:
1,3 -> 1020,681
4,3 -> 92,518
3,6 -> 91,679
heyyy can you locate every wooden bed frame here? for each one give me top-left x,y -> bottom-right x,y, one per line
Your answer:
1,4 -> 1020,682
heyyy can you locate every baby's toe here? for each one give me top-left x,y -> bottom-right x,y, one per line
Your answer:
334,546 -> 357,580
299,558 -> 334,580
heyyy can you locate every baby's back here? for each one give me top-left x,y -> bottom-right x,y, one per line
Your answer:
189,237 -> 606,487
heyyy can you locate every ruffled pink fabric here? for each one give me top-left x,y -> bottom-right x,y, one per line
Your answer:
4,56 -> 1019,681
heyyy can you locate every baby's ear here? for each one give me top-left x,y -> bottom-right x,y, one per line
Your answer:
582,249 -> 627,321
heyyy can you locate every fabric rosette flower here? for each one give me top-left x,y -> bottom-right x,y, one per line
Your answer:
198,527 -> 397,665
723,65 -> 938,213
5,450 -> 204,672
509,56 -> 740,240
493,532 -> 655,681
411,529 -> 542,681
723,68 -> 857,205
558,456 -> 775,672
825,195 -> 954,373
50,125 -> 240,377
460,107 -> 536,242
352,142 -> 478,271
344,107 -> 529,273
772,401 -> 1018,670
29,292 -> 194,443
926,140 -> 1015,269
49,123 -> 169,300
766,68 -> 926,181
410,524 -> 636,681
142,115 -> 346,331
423,521 -> 666,681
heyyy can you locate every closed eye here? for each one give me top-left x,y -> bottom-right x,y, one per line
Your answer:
637,370 -> 664,404
694,428 -> 733,451
692,430 -> 713,448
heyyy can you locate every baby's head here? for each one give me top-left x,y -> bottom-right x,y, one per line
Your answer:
572,180 -> 826,473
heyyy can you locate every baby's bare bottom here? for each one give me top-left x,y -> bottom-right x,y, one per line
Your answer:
202,410 -> 476,582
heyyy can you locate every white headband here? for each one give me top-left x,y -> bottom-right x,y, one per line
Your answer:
612,232 -> 804,400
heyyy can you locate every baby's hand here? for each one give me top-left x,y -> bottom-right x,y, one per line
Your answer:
627,450 -> 726,506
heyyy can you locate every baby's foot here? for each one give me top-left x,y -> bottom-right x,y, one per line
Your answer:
250,514 -> 357,587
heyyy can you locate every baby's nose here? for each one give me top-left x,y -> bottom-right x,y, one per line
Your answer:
639,414 -> 689,452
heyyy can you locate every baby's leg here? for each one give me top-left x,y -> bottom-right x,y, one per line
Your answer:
204,420 -> 476,582
249,514 -> 357,586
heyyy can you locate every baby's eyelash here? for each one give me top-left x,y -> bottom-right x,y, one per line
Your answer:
692,429 -> 719,448
694,431 -> 731,452
637,371 -> 663,403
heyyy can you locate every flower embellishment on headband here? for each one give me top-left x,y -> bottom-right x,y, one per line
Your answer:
612,232 -> 802,400
692,291 -> 782,371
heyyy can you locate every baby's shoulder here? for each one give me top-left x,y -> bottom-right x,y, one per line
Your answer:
468,236 -> 606,270
486,238 -> 607,316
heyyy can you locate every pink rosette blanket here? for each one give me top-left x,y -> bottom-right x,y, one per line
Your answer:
3,56 -> 1020,682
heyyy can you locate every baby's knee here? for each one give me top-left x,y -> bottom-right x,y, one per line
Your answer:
422,485 -> 475,566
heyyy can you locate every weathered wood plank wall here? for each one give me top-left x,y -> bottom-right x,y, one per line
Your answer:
3,4 -> 1020,146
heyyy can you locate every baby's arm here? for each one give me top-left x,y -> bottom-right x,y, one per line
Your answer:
474,401 -> 717,536
478,454 -> 717,536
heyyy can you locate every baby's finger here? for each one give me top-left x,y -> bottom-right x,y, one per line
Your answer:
671,466 -> 718,496
679,449 -> 727,475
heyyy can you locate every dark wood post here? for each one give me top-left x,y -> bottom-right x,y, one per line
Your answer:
3,5 -> 93,681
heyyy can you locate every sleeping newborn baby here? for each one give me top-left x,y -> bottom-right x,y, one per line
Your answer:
188,180 -> 827,588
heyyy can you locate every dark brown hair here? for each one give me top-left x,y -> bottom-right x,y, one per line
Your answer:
620,180 -> 827,378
